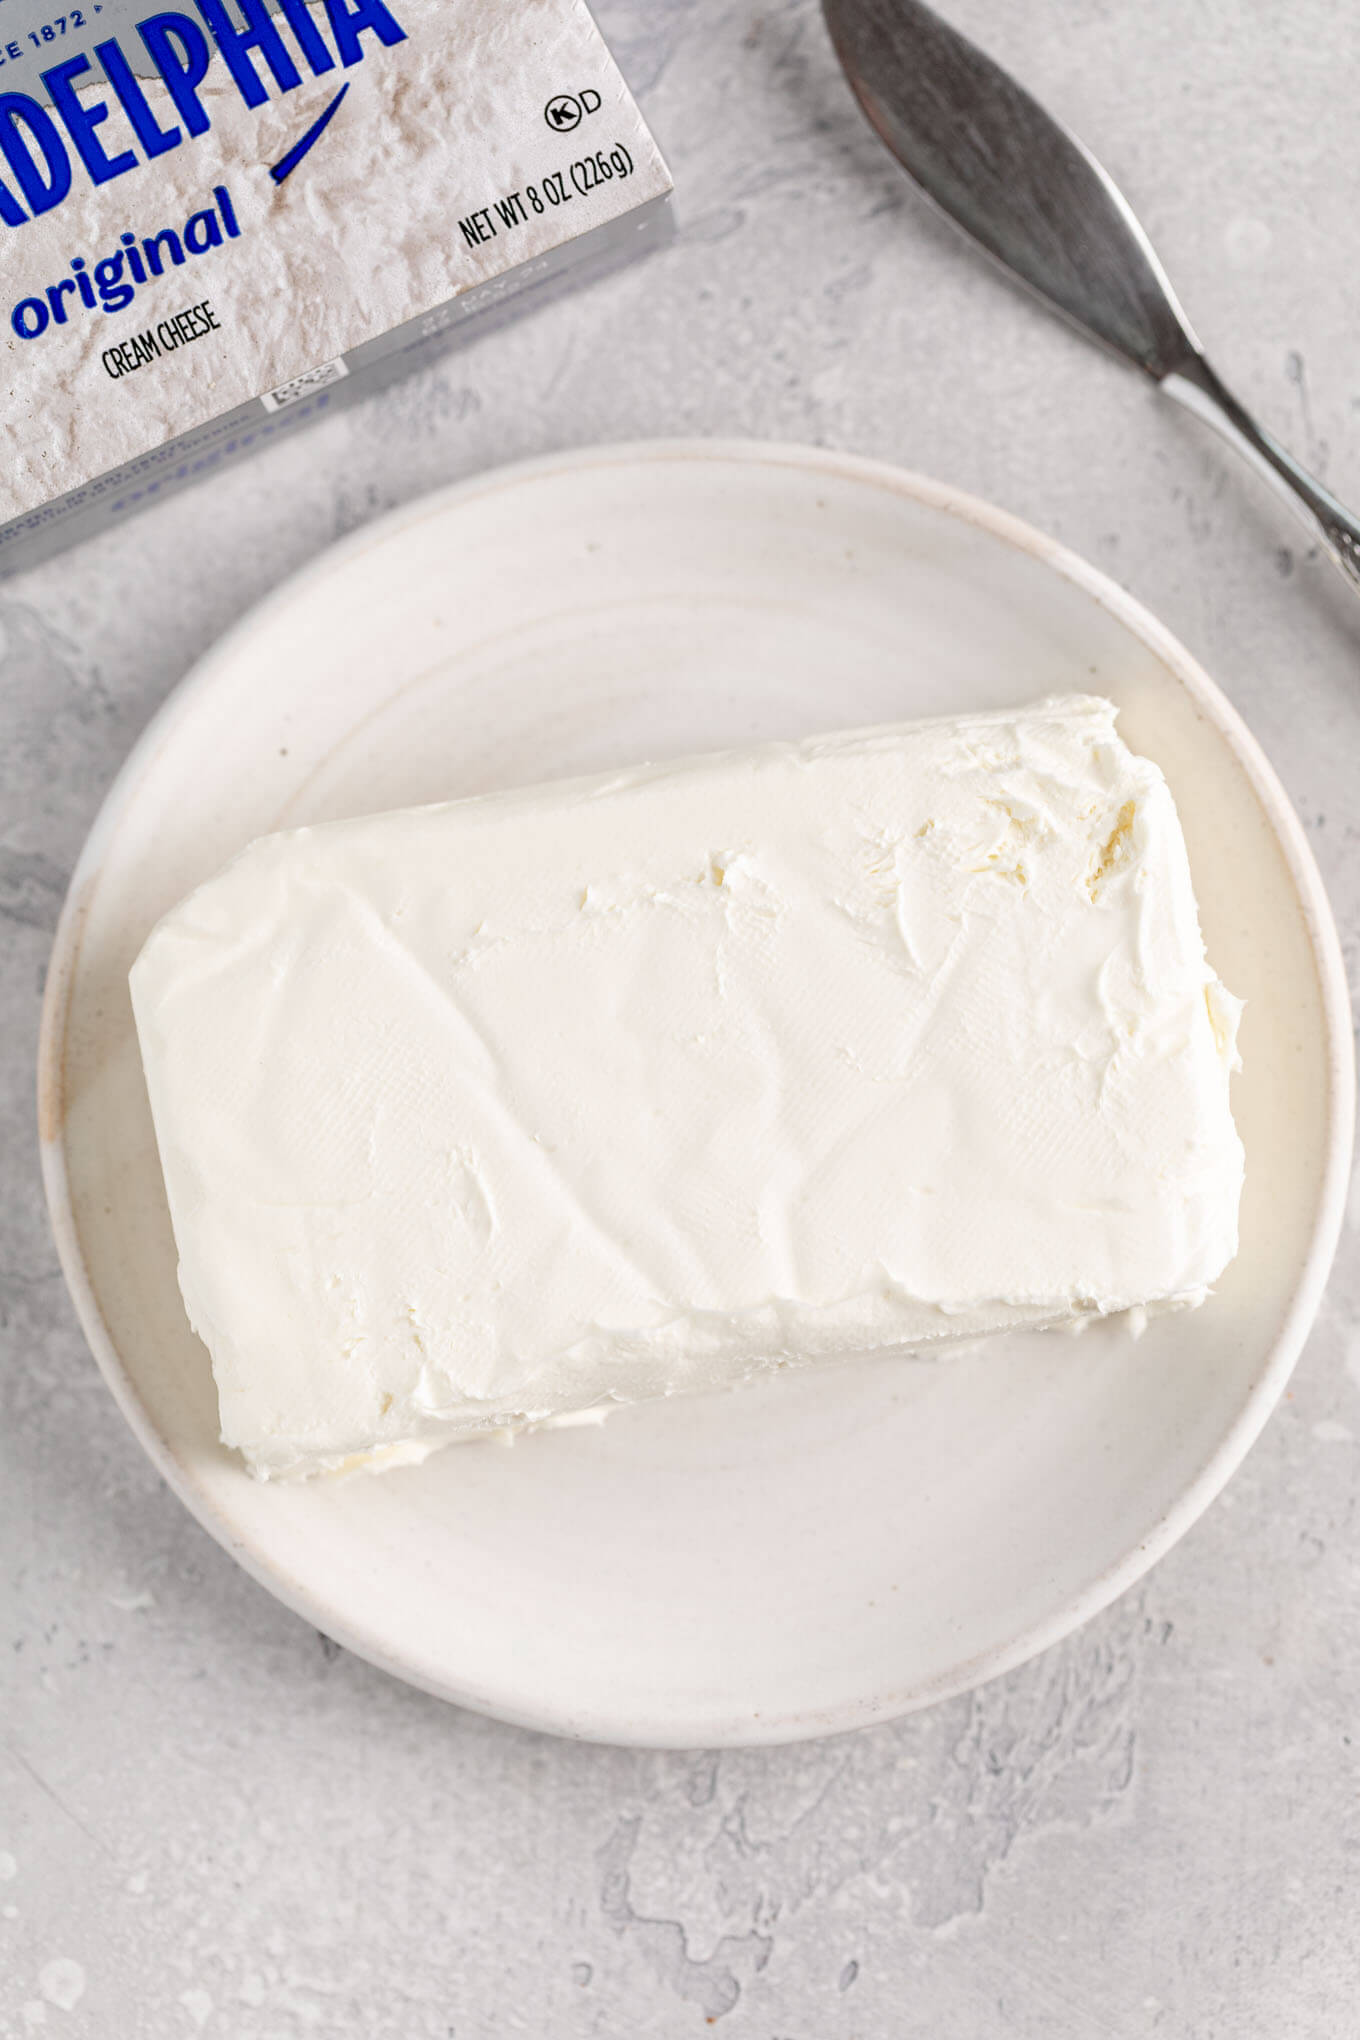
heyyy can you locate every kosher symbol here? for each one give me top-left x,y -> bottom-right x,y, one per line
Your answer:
545,93 -> 584,132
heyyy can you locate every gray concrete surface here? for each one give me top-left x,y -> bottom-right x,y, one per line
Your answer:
3,2 -> 1359,2033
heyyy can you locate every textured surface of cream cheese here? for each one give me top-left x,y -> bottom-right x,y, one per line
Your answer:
0,0 -> 671,567
129,696 -> 1245,1480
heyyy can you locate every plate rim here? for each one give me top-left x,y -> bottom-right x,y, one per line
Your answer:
37,436 -> 1357,1745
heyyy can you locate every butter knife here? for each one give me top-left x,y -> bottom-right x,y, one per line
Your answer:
824,0 -> 1360,593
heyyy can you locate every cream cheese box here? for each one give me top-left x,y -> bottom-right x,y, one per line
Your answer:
0,0 -> 672,569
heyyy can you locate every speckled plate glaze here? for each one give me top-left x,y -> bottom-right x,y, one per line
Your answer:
38,441 -> 1353,1746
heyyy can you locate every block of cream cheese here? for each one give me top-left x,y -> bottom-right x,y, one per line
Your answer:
0,0 -> 671,571
130,696 -> 1244,1480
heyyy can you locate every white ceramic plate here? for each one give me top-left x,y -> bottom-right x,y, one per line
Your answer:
40,441 -> 1352,1746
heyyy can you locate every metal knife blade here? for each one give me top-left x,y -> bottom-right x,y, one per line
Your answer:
823,0 -> 1200,377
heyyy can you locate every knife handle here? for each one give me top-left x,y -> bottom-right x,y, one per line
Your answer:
1161,354 -> 1360,595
